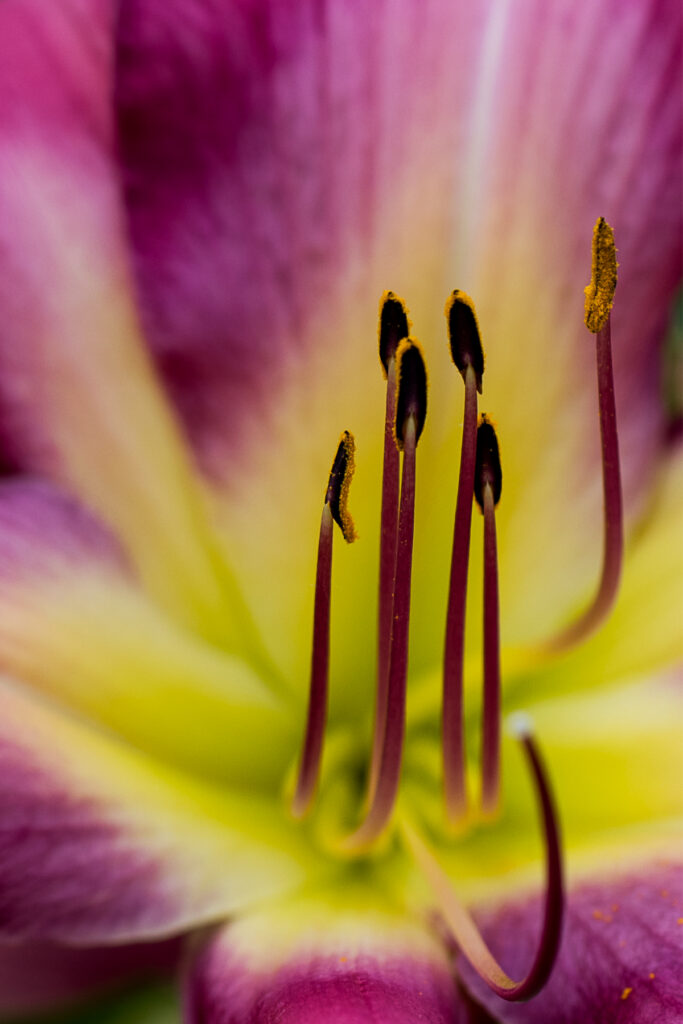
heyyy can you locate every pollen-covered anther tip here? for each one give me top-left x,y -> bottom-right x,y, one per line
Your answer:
378,290 -> 411,377
394,339 -> 428,450
325,430 -> 357,543
584,216 -> 617,333
474,414 -> 502,511
445,290 -> 485,393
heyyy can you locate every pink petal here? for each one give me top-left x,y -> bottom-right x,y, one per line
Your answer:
114,0 -> 681,487
185,899 -> 464,1023
0,0 -> 259,650
459,860 -> 683,1023
0,937 -> 181,1017
0,676 -> 318,945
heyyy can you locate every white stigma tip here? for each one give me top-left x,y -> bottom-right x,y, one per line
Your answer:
506,711 -> 533,740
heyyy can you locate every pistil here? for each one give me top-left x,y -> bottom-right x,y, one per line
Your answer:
474,416 -> 503,816
552,217 -> 622,649
442,292 -> 484,823
344,339 -> 427,849
402,716 -> 563,1002
370,292 -> 410,801
291,432 -> 356,819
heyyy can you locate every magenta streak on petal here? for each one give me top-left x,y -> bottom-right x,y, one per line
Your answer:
0,936 -> 182,1016
0,478 -> 131,582
0,737 -> 173,944
113,2 -> 490,482
459,863 -> 683,1023
0,0 -> 114,145
111,0 -> 682,502
115,0 -> 348,480
0,0 -> 120,478
186,948 -> 464,1024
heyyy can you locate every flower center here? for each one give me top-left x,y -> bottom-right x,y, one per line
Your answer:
288,217 -> 622,1002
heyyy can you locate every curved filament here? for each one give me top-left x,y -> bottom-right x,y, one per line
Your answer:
403,728 -> 563,1002
551,316 -> 622,649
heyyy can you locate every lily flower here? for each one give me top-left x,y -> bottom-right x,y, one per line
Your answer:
0,1 -> 680,1022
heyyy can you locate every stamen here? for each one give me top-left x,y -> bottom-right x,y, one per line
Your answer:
475,416 -> 502,815
378,289 -> 411,376
445,290 -> 485,393
402,718 -> 564,1002
371,292 -> 410,801
552,217 -> 622,649
343,340 -> 427,849
442,292 -> 485,823
292,432 -> 356,819
394,338 -> 428,449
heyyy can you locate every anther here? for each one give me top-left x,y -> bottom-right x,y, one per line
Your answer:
475,415 -> 502,815
442,292 -> 485,823
292,432 -> 356,818
378,290 -> 411,376
551,218 -> 622,650
584,217 -> 617,334
474,414 -> 502,511
371,293 -> 410,802
395,338 -> 428,449
344,340 -> 427,849
445,290 -> 485,393
326,430 -> 357,543
402,718 -> 564,1001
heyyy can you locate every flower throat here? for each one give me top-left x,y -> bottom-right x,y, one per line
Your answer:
290,218 -> 621,1003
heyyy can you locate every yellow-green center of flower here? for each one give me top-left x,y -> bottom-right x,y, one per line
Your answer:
282,218 -> 622,1004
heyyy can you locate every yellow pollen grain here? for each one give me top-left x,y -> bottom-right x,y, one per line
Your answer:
677,917 -> 683,925
339,956 -> 347,964
621,987 -> 632,1001
649,973 -> 656,980
337,431 -> 357,544
584,216 -> 618,333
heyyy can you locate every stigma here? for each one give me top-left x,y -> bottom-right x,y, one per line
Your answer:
290,217 -> 624,1002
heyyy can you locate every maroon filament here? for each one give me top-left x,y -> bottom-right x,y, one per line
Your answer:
442,363 -> 478,822
369,354 -> 400,800
481,482 -> 501,815
291,504 -> 333,818
345,416 -> 417,848
552,317 -> 623,650
403,725 -> 564,1001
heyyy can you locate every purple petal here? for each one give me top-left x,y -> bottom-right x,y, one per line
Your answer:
0,676 -> 316,945
115,0 -> 681,487
0,0 -> 256,646
185,900 -> 466,1023
0,937 -> 181,1017
460,861 -> 683,1023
